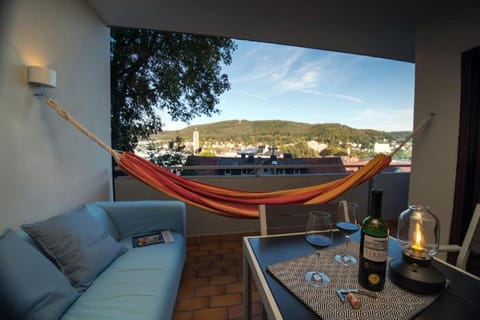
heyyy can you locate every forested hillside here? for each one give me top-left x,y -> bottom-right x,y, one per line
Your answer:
152,120 -> 410,148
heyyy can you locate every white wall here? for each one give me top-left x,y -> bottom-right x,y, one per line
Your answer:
0,0 -> 112,228
410,5 -> 480,244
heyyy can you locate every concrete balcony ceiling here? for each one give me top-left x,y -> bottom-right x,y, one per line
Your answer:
87,0 -> 442,63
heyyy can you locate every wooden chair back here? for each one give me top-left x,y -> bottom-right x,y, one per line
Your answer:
456,203 -> 480,269
259,201 -> 357,236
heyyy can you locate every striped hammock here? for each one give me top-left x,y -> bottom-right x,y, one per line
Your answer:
46,99 -> 433,218
118,151 -> 391,217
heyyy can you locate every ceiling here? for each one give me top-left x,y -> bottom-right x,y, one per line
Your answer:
88,0 -> 434,62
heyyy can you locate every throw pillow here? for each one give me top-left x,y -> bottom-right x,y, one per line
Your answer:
0,228 -> 78,320
22,206 -> 127,292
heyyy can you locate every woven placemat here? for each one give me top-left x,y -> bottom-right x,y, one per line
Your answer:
267,242 -> 441,320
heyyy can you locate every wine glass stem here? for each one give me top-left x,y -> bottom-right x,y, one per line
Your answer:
345,235 -> 350,252
315,250 -> 321,273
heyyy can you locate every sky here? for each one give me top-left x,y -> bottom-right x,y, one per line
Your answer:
160,39 -> 415,132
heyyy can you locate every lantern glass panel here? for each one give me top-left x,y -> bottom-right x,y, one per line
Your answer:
397,205 -> 440,258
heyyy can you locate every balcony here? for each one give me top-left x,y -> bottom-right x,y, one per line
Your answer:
114,162 -> 410,236
115,162 -> 409,319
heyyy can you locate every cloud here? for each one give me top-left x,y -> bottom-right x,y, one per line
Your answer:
228,41 -> 367,99
235,90 -> 268,100
228,44 -> 304,84
302,90 -> 364,103
278,57 -> 330,88
305,107 -> 413,132
349,108 -> 413,131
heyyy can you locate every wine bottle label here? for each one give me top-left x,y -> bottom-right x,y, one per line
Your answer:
362,235 -> 388,262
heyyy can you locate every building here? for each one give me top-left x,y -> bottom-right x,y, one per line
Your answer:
184,155 -> 347,176
192,128 -> 199,154
374,143 -> 392,154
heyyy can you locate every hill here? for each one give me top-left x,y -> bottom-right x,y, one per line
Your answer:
151,120 -> 411,148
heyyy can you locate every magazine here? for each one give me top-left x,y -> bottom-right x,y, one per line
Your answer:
132,230 -> 175,247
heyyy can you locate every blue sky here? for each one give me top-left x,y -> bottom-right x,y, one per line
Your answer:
160,39 -> 415,132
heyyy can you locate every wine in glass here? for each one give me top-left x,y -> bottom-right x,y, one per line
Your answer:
334,202 -> 360,266
304,211 -> 334,287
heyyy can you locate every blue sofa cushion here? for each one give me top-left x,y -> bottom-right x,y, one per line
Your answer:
22,206 -> 127,292
0,228 -> 78,320
84,204 -> 120,240
60,232 -> 186,320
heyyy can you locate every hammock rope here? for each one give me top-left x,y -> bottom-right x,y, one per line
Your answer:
46,98 -> 434,218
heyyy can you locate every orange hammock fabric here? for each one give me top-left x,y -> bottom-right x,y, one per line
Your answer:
118,151 -> 391,218
45,98 -> 432,219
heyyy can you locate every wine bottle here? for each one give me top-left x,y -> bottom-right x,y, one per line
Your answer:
358,188 -> 389,291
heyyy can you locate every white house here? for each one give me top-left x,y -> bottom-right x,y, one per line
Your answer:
374,143 -> 392,154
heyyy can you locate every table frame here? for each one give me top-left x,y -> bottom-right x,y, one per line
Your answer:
243,232 -> 480,320
243,234 -> 285,319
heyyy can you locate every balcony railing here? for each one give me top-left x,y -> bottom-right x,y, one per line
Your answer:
114,163 -> 410,236
161,163 -> 411,176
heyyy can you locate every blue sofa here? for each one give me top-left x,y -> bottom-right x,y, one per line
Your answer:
62,200 -> 186,320
2,200 -> 186,320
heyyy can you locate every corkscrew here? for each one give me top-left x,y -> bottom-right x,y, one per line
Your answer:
335,288 -> 378,303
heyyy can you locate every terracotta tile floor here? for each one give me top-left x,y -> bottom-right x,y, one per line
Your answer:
173,233 -> 263,320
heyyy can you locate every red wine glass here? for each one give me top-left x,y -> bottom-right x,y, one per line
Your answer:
334,202 -> 359,266
304,211 -> 334,287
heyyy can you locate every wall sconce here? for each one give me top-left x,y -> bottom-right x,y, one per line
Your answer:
27,66 -> 56,96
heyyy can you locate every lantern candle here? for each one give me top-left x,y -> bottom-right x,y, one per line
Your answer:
409,222 -> 428,259
389,205 -> 446,294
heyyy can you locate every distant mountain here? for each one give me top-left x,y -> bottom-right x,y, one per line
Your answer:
151,120 -> 411,147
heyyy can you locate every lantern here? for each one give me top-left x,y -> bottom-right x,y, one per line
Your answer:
389,205 -> 446,294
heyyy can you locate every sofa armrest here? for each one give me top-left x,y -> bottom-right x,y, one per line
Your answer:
90,200 -> 186,240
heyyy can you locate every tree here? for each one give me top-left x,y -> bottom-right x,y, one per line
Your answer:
280,142 -> 318,158
110,28 -> 237,151
319,147 -> 334,157
147,136 -> 188,175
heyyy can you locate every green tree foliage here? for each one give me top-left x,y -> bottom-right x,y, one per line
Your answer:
392,149 -> 411,160
198,150 -> 216,157
147,136 -> 188,173
280,142 -> 318,158
110,28 -> 237,151
319,146 -> 345,157
154,120 -> 410,151
319,148 -> 334,157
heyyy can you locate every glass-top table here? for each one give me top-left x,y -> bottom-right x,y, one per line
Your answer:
243,232 -> 480,319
